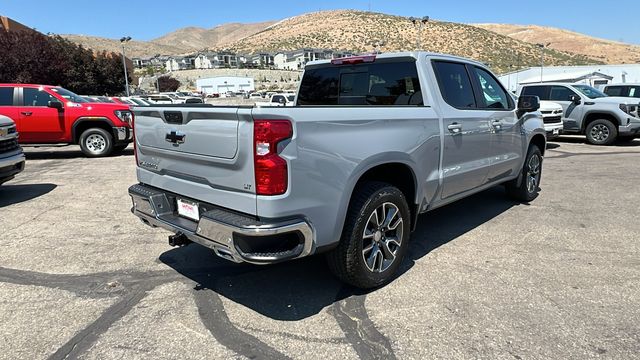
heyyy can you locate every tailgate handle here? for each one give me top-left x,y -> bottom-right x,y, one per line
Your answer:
164,111 -> 183,124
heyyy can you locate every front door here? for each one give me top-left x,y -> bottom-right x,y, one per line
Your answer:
19,87 -> 65,142
470,66 -> 524,182
548,85 -> 584,132
432,60 -> 492,199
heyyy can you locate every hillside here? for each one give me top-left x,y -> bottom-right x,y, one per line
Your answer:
152,21 -> 276,50
227,10 -> 601,73
61,34 -> 189,57
474,24 -> 640,64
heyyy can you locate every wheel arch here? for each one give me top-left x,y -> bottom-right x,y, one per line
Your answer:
72,117 -> 115,144
581,112 -> 620,133
342,157 -> 420,233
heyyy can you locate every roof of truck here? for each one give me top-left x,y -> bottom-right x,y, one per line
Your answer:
306,51 -> 486,68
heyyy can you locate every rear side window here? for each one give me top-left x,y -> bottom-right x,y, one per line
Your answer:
0,87 -> 14,106
549,86 -> 578,101
432,61 -> 476,108
23,88 -> 58,107
298,61 -> 423,106
604,86 -> 625,97
521,86 -> 549,100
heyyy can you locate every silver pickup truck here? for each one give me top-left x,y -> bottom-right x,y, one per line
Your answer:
129,52 -> 546,288
0,114 -> 25,185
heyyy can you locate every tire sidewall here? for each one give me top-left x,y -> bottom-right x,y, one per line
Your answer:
523,146 -> 543,202
347,187 -> 411,287
586,120 -> 617,145
79,128 -> 113,157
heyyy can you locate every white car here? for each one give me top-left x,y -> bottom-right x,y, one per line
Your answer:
538,100 -> 564,139
268,93 -> 296,107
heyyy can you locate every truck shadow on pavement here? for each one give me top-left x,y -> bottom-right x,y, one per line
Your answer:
0,183 -> 57,207
24,148 -> 133,160
160,187 -> 518,322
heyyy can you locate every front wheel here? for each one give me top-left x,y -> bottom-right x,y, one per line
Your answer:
505,144 -> 543,202
585,119 -> 617,145
327,182 -> 411,289
79,128 -> 114,157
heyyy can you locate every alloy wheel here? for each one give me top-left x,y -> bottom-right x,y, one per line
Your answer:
590,124 -> 610,142
86,134 -> 107,153
526,154 -> 541,194
361,202 -> 404,273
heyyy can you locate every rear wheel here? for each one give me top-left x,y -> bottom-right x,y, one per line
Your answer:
506,144 -> 543,202
327,182 -> 411,289
585,119 -> 617,145
79,128 -> 113,157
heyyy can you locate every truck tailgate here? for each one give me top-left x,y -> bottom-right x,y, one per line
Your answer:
133,106 -> 257,215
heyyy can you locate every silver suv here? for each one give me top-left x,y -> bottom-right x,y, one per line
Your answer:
519,83 -> 640,144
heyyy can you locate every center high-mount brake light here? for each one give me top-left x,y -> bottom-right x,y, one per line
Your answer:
254,120 -> 292,195
331,55 -> 376,65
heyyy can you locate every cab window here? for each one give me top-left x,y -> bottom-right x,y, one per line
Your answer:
0,87 -> 14,106
432,61 -> 476,109
23,88 -> 58,107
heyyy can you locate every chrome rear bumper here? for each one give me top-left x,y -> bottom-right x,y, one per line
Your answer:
128,183 -> 315,264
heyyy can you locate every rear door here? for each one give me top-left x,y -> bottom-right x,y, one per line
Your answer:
432,60 -> 492,199
133,106 -> 257,214
18,87 -> 65,142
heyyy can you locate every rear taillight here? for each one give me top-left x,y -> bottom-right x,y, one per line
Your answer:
253,120 -> 292,195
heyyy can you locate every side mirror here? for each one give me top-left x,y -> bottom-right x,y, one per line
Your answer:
48,101 -> 64,110
517,95 -> 540,113
569,95 -> 581,105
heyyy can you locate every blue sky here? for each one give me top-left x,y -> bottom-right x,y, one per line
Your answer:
2,0 -> 639,44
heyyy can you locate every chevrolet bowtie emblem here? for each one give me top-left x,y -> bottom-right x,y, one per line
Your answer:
165,130 -> 185,146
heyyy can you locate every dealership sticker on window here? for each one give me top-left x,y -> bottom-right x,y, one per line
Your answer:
177,198 -> 199,221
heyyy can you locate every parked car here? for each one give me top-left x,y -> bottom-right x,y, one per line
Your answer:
128,52 -> 546,288
0,84 -> 133,157
602,83 -> 640,99
0,114 -> 25,185
538,101 -> 564,139
249,92 -> 264,100
519,83 -> 640,145
142,95 -> 174,104
266,93 -> 295,106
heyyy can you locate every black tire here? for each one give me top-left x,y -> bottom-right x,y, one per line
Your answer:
585,119 -> 617,145
505,144 -> 543,202
79,128 -> 114,157
327,181 -> 411,289
113,144 -> 129,153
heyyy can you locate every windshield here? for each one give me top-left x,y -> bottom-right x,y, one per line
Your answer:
51,87 -> 88,103
573,85 -> 608,99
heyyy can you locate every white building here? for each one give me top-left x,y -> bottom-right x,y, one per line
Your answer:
165,57 -> 195,72
274,48 -> 352,71
196,76 -> 255,94
499,64 -> 640,92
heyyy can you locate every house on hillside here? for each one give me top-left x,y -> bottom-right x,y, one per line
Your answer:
274,48 -> 346,70
165,56 -> 195,71
250,53 -> 275,68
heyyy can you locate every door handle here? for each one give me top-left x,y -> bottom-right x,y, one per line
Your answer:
447,123 -> 462,134
21,111 -> 32,116
491,120 -> 502,131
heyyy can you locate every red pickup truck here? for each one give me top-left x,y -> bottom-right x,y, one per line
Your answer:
0,84 -> 133,157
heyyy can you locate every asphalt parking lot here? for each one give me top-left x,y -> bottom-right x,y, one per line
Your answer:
1,137 -> 639,360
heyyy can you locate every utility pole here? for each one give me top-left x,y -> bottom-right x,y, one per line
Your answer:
120,36 -> 132,96
409,16 -> 429,51
537,42 -> 550,83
